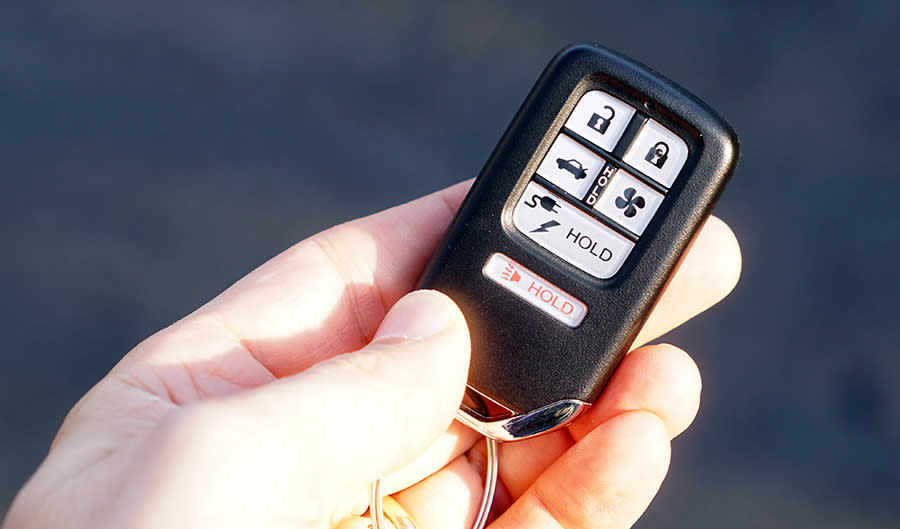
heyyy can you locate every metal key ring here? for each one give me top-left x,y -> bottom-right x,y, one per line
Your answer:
376,496 -> 417,529
370,437 -> 498,529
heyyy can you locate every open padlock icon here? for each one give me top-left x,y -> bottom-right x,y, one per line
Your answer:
644,141 -> 669,168
587,105 -> 615,134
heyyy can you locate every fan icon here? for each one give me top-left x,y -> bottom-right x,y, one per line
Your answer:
615,187 -> 645,218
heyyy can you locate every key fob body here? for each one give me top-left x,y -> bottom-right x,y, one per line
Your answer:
417,43 -> 739,441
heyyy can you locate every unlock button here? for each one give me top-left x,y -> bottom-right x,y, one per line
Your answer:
565,90 -> 636,152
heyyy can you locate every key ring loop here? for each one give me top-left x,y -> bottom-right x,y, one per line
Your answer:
370,437 -> 498,529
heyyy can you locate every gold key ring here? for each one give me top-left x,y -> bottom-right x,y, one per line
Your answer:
380,496 -> 416,529
370,437 -> 498,529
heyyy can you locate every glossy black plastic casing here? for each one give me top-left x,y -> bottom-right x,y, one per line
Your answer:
417,44 -> 739,415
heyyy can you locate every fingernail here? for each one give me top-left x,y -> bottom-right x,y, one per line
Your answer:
373,290 -> 456,341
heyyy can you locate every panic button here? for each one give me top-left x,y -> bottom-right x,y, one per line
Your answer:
483,253 -> 588,328
513,181 -> 635,279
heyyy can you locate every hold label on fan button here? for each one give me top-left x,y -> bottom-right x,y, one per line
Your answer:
483,253 -> 588,328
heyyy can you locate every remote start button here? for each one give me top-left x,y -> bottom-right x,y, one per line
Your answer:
483,253 -> 588,328
535,134 -> 604,200
513,181 -> 634,279
565,90 -> 636,152
622,119 -> 688,188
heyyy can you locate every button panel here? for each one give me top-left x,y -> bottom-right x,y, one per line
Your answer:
513,181 -> 634,279
483,253 -> 588,328
512,89 -> 690,323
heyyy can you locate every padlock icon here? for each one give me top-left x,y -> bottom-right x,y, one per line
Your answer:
645,141 -> 669,168
587,105 -> 615,134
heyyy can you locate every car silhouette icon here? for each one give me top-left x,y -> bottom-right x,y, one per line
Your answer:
556,157 -> 588,179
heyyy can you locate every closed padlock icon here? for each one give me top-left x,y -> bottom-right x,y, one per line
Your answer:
645,141 -> 669,168
587,105 -> 615,134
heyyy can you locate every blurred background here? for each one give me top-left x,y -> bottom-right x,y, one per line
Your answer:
2,1 -> 899,526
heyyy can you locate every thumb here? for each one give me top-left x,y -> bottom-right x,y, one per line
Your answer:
216,289 -> 471,515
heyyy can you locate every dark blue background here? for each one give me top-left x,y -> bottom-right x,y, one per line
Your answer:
3,1 -> 899,526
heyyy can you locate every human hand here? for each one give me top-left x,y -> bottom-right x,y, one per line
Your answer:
3,180 -> 740,529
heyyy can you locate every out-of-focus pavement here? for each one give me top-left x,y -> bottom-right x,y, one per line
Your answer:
2,2 -> 899,526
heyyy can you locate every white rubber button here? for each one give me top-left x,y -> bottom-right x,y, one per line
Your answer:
622,119 -> 688,188
483,253 -> 588,328
535,134 -> 603,200
593,169 -> 664,236
514,181 -> 634,279
564,90 -> 636,152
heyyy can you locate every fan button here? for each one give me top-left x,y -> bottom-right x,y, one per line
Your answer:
593,169 -> 664,236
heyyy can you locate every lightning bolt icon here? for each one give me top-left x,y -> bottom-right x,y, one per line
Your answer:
531,220 -> 560,233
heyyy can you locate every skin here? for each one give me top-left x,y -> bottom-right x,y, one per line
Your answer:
3,180 -> 741,529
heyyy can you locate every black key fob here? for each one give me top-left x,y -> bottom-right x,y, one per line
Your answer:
417,43 -> 739,441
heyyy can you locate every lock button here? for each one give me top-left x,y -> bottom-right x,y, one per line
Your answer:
622,119 -> 688,188
565,90 -> 636,152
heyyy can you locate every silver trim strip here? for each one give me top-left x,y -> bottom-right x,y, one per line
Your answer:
456,399 -> 589,441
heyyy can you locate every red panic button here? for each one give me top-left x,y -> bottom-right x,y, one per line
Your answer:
482,253 -> 587,328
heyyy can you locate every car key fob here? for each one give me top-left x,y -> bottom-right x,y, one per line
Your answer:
416,43 -> 739,441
